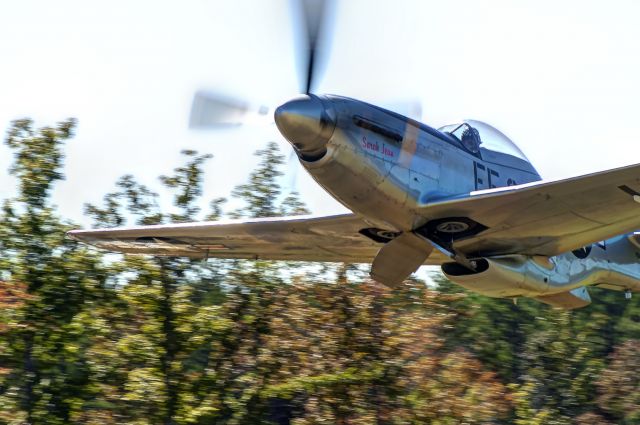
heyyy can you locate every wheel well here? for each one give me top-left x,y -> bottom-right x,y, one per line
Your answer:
359,228 -> 401,243
415,216 -> 488,248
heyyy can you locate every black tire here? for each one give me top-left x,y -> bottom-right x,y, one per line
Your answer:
423,217 -> 484,241
359,228 -> 400,243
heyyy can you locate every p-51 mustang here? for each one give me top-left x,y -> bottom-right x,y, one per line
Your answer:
69,2 -> 640,309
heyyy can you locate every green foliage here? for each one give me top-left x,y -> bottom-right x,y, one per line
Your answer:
594,340 -> 640,423
434,273 -> 542,381
5,118 -> 75,209
0,118 -> 638,424
436,273 -> 640,423
159,150 -> 213,222
0,119 -> 111,424
230,141 -> 309,218
250,276 -> 511,424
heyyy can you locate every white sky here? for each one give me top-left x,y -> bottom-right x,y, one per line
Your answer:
1,0 -> 640,227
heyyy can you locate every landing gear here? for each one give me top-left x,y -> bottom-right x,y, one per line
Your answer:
359,228 -> 401,244
434,220 -> 471,233
415,217 -> 487,268
428,217 -> 477,237
419,217 -> 488,242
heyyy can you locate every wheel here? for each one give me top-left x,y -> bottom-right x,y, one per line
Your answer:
422,217 -> 485,241
359,228 -> 400,243
434,221 -> 470,233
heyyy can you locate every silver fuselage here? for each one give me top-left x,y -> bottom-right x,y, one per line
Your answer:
275,94 -> 640,301
300,95 -> 540,231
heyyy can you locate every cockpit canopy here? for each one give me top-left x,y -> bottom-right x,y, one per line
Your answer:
438,120 -> 530,161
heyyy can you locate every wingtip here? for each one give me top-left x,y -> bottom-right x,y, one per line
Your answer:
66,229 -> 84,242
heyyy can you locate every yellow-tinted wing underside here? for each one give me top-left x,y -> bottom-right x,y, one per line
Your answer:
68,214 -> 450,265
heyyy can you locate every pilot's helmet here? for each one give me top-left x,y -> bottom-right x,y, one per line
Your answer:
461,126 -> 481,153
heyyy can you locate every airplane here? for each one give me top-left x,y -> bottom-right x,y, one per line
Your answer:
69,1 -> 640,310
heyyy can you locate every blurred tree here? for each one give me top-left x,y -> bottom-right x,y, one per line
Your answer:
586,288 -> 640,351
512,310 -> 607,423
159,149 -> 212,223
259,274 -> 512,424
433,273 -> 542,382
0,119 -> 110,424
183,142 -> 309,424
574,411 -> 614,425
4,118 -> 640,424
83,144 -> 310,424
435,272 -> 640,423
84,150 -> 219,424
230,141 -> 309,219
594,339 -> 640,424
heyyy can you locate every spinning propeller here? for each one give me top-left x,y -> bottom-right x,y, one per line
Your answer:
189,0 -> 333,129
189,0 -> 421,130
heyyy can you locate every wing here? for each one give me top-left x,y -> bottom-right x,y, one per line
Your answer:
422,162 -> 640,257
69,164 -> 640,263
68,213 -> 450,265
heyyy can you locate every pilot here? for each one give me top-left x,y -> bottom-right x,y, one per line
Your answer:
461,126 -> 481,154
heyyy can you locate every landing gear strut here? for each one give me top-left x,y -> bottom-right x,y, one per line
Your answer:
415,217 -> 487,271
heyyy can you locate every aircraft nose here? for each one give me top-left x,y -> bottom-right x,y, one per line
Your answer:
274,95 -> 335,160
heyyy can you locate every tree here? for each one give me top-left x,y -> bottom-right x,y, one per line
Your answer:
257,274 -> 512,424
434,272 -> 640,423
83,150 -> 222,424
0,119 -> 110,424
187,143 -> 310,423
230,141 -> 309,218
594,340 -> 640,424
8,121 -> 640,424
433,273 -> 542,382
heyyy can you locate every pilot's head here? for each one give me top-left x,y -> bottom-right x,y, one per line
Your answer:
461,127 -> 481,153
